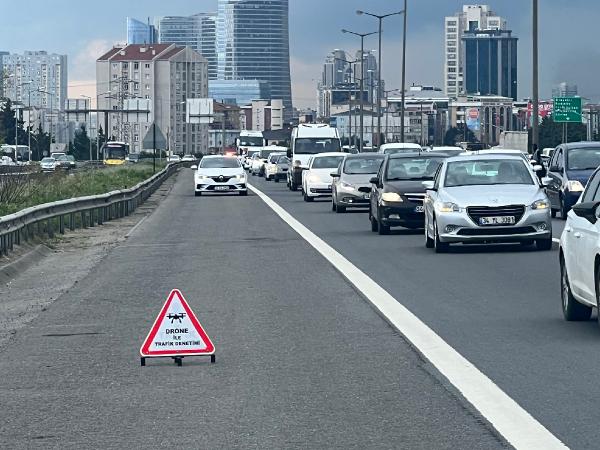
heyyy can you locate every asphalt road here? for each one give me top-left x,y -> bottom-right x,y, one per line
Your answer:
249,172 -> 596,449
0,170 -> 507,449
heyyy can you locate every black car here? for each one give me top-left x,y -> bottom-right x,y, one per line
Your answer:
369,152 -> 447,234
545,142 -> 600,218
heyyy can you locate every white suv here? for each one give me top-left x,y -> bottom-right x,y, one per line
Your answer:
301,152 -> 346,202
559,167 -> 600,322
192,155 -> 247,197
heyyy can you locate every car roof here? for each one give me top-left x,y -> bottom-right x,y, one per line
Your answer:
345,153 -> 385,159
563,141 -> 600,150
312,152 -> 347,157
203,155 -> 234,159
387,152 -> 447,159
445,154 -> 528,162
380,143 -> 421,150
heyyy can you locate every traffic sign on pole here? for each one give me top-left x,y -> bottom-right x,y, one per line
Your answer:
142,122 -> 167,149
140,289 -> 215,366
553,97 -> 582,123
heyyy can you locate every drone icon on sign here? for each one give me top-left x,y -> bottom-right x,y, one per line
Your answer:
167,313 -> 186,324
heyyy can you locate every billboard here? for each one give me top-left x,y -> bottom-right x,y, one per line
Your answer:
466,108 -> 480,131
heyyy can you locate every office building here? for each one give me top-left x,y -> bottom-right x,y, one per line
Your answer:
553,82 -> 578,98
209,79 -> 270,106
97,44 -> 209,155
239,99 -> 284,131
354,49 -> 379,103
322,50 -> 349,88
444,5 -> 506,97
462,29 -> 518,100
1,51 -> 67,112
217,0 -> 292,119
158,13 -> 217,80
127,18 -> 158,45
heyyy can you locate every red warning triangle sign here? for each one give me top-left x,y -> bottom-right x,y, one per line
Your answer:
140,289 -> 215,357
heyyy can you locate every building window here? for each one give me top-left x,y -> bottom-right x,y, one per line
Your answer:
447,27 -> 456,33
122,63 -> 128,69
448,61 -> 456,67
448,74 -> 456,80
448,81 -> 456,86
448,54 -> 456,60
145,74 -> 150,79
145,84 -> 150,90
448,67 -> 456,73
134,62 -> 139,70
447,47 -> 456,53
134,134 -> 139,142
145,63 -> 150,69
446,20 -> 457,26
134,82 -> 139,90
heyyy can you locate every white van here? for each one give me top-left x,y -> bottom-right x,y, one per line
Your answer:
286,124 -> 341,191
378,143 -> 422,155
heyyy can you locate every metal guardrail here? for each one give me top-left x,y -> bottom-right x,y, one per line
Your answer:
0,162 -> 182,257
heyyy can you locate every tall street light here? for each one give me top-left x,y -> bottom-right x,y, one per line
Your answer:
19,81 -> 33,161
334,55 -> 360,148
531,0 -> 539,152
356,8 -> 405,146
81,95 -> 93,161
341,28 -> 377,152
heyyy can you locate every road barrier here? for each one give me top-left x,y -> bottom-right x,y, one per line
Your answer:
0,162 -> 182,257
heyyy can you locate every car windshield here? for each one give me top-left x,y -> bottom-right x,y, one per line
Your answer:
275,155 -> 289,164
567,147 -> 600,170
247,150 -> 260,157
41,158 -> 54,162
295,138 -> 341,154
56,155 -> 68,161
239,137 -> 263,146
343,156 -> 384,174
444,159 -> 534,187
260,150 -> 275,158
312,155 -> 345,169
200,157 -> 240,169
386,157 -> 443,180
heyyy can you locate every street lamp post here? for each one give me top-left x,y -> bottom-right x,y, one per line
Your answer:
341,28 -> 377,152
356,8 -> 405,146
97,90 -> 112,159
532,0 -> 539,152
81,95 -> 93,161
401,0 -> 408,142
334,56 -> 361,148
19,81 -> 32,161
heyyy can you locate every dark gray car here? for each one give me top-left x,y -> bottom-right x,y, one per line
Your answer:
331,154 -> 384,213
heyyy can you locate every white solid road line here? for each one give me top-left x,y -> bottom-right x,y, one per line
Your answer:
553,237 -> 560,243
248,183 -> 567,450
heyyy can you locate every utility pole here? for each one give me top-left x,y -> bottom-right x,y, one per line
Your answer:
400,0 -> 408,142
531,0 -> 539,152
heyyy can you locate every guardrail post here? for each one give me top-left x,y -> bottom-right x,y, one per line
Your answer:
81,211 -> 87,228
59,215 -> 65,234
97,207 -> 103,225
1,235 -> 6,256
16,229 -> 21,246
90,209 -> 95,228
69,213 -> 75,231
47,218 -> 54,238
8,232 -> 13,251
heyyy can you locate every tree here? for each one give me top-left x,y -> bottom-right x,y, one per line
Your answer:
71,124 -> 91,160
444,125 -> 477,146
30,124 -> 50,161
0,99 -> 27,146
538,116 -> 587,149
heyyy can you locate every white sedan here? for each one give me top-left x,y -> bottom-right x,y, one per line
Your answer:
192,155 -> 248,197
301,152 -> 346,202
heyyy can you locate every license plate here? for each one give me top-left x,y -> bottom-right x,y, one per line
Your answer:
415,205 -> 425,213
479,216 -> 515,225
364,194 -> 371,200
214,186 -> 229,191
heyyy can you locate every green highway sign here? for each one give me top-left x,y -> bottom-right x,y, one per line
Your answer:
553,96 -> 582,123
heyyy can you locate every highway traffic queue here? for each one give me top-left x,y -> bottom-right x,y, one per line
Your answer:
191,124 -> 600,329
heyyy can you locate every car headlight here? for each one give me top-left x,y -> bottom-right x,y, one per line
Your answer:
197,174 -> 208,180
340,181 -> 356,190
437,202 -> 460,213
308,174 -> 320,183
381,192 -> 403,202
567,180 -> 585,192
531,199 -> 549,210
236,173 -> 246,180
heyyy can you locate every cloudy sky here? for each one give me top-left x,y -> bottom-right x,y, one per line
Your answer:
1,0 -> 599,108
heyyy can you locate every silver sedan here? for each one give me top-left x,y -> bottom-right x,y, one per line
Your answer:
331,154 -> 384,212
423,154 -> 553,252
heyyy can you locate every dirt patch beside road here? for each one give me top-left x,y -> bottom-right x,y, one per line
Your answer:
0,171 -> 178,350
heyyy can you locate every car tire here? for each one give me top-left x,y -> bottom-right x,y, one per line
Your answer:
239,191 -> 248,196
536,238 -> 553,251
560,197 -> 569,220
274,178 -> 279,183
195,192 -> 202,197
433,218 -> 449,253
290,182 -> 298,191
265,175 -> 270,181
332,199 -> 337,211
303,192 -> 313,202
370,211 -> 379,232
551,209 -> 557,218
561,256 -> 592,321
336,204 -> 346,213
425,217 -> 434,248
377,213 -> 390,235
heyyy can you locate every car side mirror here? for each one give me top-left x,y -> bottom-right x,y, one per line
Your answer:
541,176 -> 552,187
331,172 -> 340,178
190,165 -> 198,170
369,176 -> 379,184
286,149 -> 292,158
533,165 -> 543,172
422,180 -> 435,190
572,201 -> 600,224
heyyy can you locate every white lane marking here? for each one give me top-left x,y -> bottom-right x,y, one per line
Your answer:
125,214 -> 149,238
553,238 -> 560,243
248,183 -> 567,450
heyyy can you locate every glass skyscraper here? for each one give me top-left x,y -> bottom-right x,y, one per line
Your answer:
127,18 -> 157,45
158,13 -> 217,80
217,0 -> 292,119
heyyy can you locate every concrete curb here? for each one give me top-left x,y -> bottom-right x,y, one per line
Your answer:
0,244 -> 53,285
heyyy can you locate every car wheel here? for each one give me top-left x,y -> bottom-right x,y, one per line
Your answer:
370,211 -> 379,232
425,216 -> 434,248
303,192 -> 313,202
433,218 -> 449,253
377,212 -> 390,235
290,182 -> 298,191
561,256 -> 592,320
195,191 -> 202,197
336,204 -> 346,213
551,209 -> 557,218
560,196 -> 569,220
536,238 -> 553,251
274,178 -> 279,183
239,190 -> 248,196
331,199 -> 337,211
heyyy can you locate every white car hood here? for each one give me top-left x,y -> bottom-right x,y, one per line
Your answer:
307,168 -> 336,183
197,168 -> 243,177
441,184 -> 545,207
